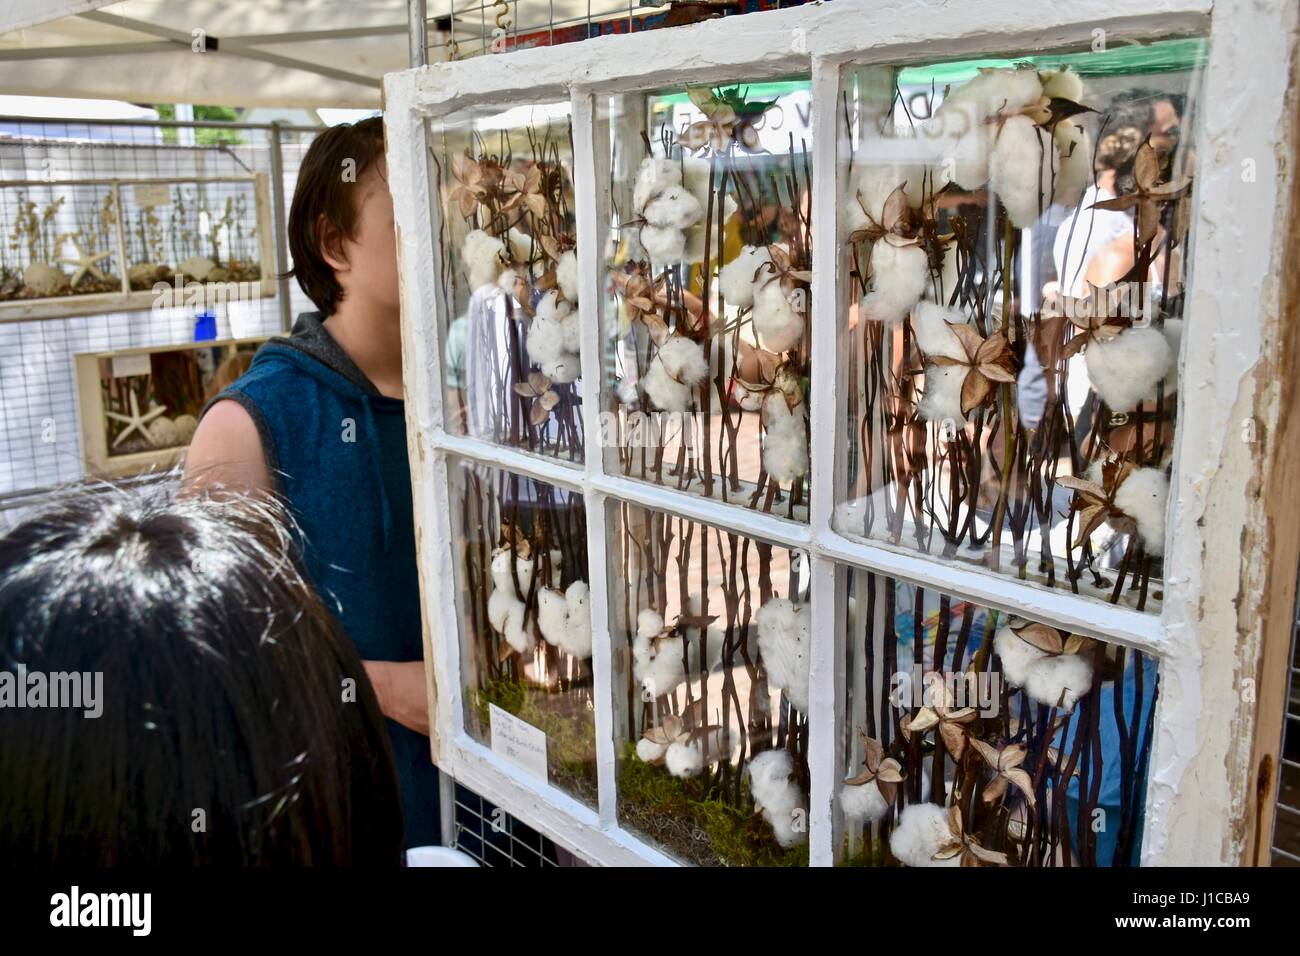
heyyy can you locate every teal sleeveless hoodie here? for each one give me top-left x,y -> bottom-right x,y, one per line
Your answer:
208,311 -> 440,849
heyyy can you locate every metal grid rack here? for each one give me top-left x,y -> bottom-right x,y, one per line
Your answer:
1272,560 -> 1300,866
0,116 -> 324,511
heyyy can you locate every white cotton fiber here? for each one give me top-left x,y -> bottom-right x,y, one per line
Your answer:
844,164 -> 928,235
763,396 -> 808,483
840,779 -> 890,823
666,740 -> 705,778
1052,120 -> 1092,209
636,737 -> 667,764
994,626 -> 1049,687
752,281 -> 805,352
755,598 -> 810,714
637,608 -> 665,640
719,244 -> 771,308
1160,319 -> 1183,396
643,186 -> 703,230
1040,67 -> 1084,104
560,311 -> 582,356
526,311 -> 565,366
1113,466 -> 1168,556
537,586 -> 571,647
917,364 -> 968,425
991,115 -> 1049,228
487,587 -> 516,633
890,802 -> 960,867
1084,325 -> 1173,412
528,291 -> 581,384
556,249 -> 579,303
861,240 -> 930,324
640,224 -> 687,264
748,750 -> 807,849
558,580 -> 592,659
912,302 -> 970,362
643,337 -> 708,412
506,227 -> 534,267
947,67 -> 1045,117
490,547 -> 535,595
462,228 -> 506,291
635,633 -> 687,699
1024,652 -> 1093,712
633,157 -> 682,214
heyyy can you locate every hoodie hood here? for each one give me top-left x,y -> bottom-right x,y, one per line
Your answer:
245,311 -> 403,550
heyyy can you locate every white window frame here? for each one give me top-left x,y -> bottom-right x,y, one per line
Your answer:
383,0 -> 1299,866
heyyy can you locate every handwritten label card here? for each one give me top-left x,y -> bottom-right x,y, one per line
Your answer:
488,704 -> 548,781
132,182 -> 172,208
110,353 -> 152,379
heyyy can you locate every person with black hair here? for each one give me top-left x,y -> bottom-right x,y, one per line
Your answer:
0,482 -> 405,866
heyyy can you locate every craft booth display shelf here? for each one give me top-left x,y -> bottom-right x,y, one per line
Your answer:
383,0 -> 1300,866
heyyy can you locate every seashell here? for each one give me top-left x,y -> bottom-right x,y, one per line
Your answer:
172,414 -> 199,444
23,262 -> 69,297
145,416 -> 180,447
177,256 -> 217,281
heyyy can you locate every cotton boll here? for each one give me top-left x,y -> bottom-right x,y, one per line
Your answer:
890,802 -> 960,867
560,312 -> 582,356
636,737 -> 667,764
1052,120 -> 1092,209
1114,466 -> 1168,556
462,228 -> 506,291
640,224 -> 687,263
633,157 -> 682,213
994,626 -> 1050,687
845,164 -> 928,234
636,634 -> 688,699
537,587 -> 571,648
917,364 -> 968,425
763,396 -> 808,483
556,249 -> 579,303
506,227 -> 535,267
1084,325 -> 1173,412
748,749 -> 807,849
1025,653 -> 1093,712
860,240 -> 930,324
559,580 -> 593,659
659,336 -> 709,386
752,281 -> 805,352
643,186 -> 703,230
1160,319 -> 1183,396
1040,67 -> 1084,104
756,598 -> 810,714
525,312 -> 566,367
502,599 -> 536,655
840,779 -> 890,823
490,547 -> 536,595
912,302 -> 969,362
719,245 -> 771,308
487,587 -> 516,633
947,67 -> 1044,117
643,360 -> 692,411
637,608 -> 665,640
666,740 -> 705,778
535,289 -> 570,324
991,115 -> 1050,228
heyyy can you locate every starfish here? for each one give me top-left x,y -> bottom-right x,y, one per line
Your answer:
58,238 -> 111,288
106,390 -> 167,448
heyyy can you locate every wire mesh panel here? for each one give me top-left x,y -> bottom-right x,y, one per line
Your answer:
0,119 -> 321,498
1272,562 -> 1300,867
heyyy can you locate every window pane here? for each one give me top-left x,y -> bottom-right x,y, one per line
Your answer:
600,80 -> 813,522
448,457 -> 596,806
431,103 -> 584,463
839,566 -> 1159,867
607,500 -> 811,865
835,38 -> 1209,613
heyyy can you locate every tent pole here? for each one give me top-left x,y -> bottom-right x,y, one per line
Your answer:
268,122 -> 294,334
408,0 -> 429,68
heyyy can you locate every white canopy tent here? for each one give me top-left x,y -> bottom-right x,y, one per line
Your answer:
0,0 -> 655,109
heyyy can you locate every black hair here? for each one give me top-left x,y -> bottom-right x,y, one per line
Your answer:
288,116 -> 387,316
0,480 -> 404,866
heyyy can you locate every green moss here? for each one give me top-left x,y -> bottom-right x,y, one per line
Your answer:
472,676 -> 597,801
617,742 -> 810,868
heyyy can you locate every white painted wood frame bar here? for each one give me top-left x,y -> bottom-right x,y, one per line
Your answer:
384,0 -> 1298,866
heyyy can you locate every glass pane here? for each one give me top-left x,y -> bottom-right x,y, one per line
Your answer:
607,500 -> 811,865
448,457 -> 596,806
835,37 -> 1209,613
0,182 -> 121,300
600,79 -> 813,521
431,103 -> 584,463
839,567 -> 1159,867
